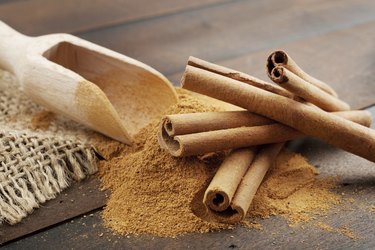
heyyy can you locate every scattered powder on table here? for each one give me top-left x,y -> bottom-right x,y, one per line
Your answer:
96,88 -> 341,237
247,151 -> 340,225
241,221 -> 263,230
316,222 -> 358,239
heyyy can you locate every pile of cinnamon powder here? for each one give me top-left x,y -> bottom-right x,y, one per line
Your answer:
96,89 -> 341,237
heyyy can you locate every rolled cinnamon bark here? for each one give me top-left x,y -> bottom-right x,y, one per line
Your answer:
266,50 -> 338,97
203,147 -> 257,212
181,65 -> 375,162
159,110 -> 371,156
231,143 -> 284,220
337,110 -> 372,127
162,125 -> 296,156
162,111 -> 273,136
205,143 -> 284,224
188,56 -> 294,99
270,66 -> 350,112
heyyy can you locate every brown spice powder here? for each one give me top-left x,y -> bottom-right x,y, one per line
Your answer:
316,222 -> 358,239
247,151 -> 340,225
31,110 -> 55,130
98,89 -> 231,236
97,88 -> 341,237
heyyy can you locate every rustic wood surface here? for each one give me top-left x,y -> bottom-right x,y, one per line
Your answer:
0,0 -> 228,35
0,0 -> 374,248
0,177 -> 108,244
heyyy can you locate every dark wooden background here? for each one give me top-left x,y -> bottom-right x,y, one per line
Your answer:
1,0 -> 375,249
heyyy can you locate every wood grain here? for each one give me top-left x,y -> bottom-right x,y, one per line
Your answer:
0,0 -> 19,4
0,177 -> 108,244
0,0 -> 229,35
79,0 -> 375,77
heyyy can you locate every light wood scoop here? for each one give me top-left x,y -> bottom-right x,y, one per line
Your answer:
0,21 -> 178,144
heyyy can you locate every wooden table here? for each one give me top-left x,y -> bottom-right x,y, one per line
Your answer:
1,0 -> 375,249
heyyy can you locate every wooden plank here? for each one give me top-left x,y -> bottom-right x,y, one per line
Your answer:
168,21 -> 375,110
5,190 -> 375,249
0,0 -> 229,35
79,0 -> 375,77
0,177 -> 108,244
0,0 -> 22,4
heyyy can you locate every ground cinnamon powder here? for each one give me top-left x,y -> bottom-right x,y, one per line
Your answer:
31,110 -> 55,130
316,222 -> 358,239
97,89 -> 341,237
247,151 -> 340,224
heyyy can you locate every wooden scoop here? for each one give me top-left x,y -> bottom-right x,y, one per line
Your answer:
0,21 -> 178,144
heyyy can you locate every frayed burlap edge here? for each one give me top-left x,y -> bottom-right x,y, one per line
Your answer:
0,130 -> 98,225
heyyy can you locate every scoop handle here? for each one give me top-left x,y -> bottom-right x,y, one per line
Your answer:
0,21 -> 31,76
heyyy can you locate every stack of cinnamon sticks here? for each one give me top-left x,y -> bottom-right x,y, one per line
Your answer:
158,52 -> 374,224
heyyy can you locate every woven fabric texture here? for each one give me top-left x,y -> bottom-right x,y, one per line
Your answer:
0,70 -> 98,225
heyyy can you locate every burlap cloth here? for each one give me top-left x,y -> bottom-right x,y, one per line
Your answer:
0,69 -> 98,225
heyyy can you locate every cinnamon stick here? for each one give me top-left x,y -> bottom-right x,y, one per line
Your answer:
230,143 -> 284,220
270,66 -> 350,112
162,111 -> 273,136
181,65 -> 375,162
266,50 -> 338,97
159,110 -> 371,156
188,56 -> 294,99
203,147 -> 257,212
205,143 -> 284,224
